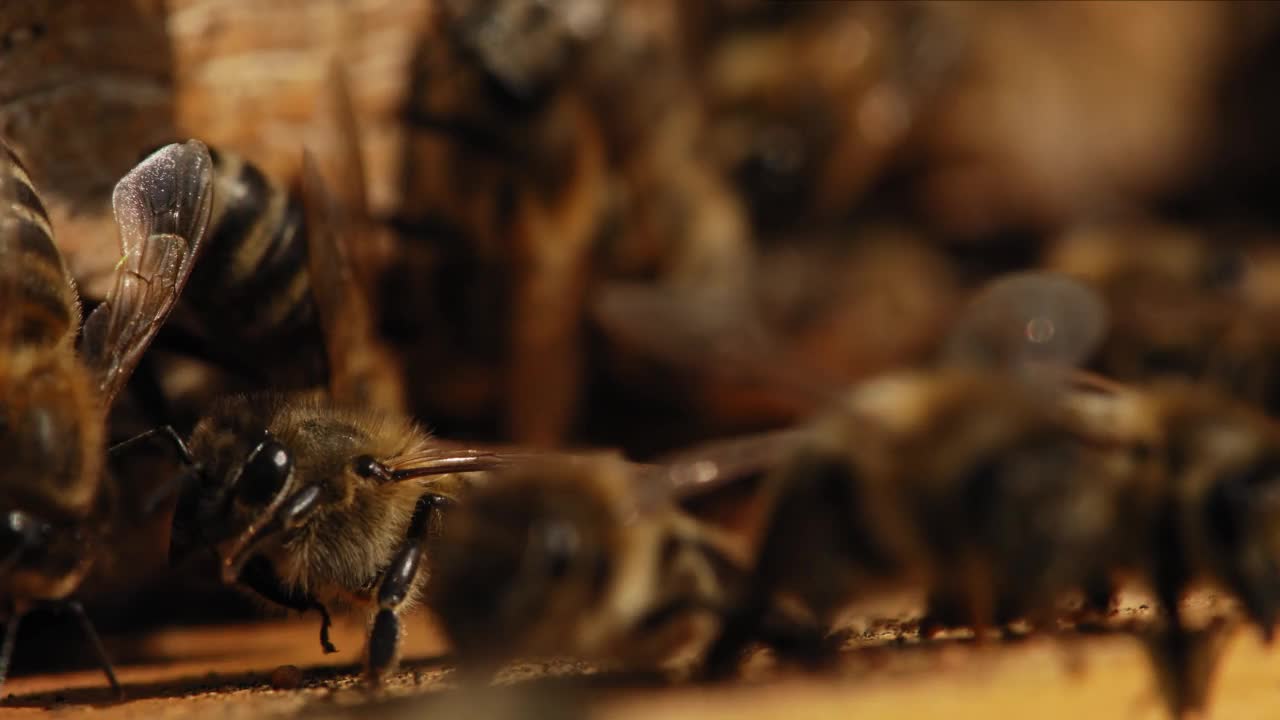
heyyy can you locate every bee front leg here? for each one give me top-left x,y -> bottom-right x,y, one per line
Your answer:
237,555 -> 338,654
365,493 -> 455,686
0,601 -> 24,698
59,600 -> 123,699
1146,526 -> 1205,719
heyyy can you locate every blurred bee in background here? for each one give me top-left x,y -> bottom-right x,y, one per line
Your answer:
427,272 -> 1111,678
426,441 -> 811,678
391,0 -> 761,449
647,263 -> 1280,718
592,230 -> 959,452
389,0 -> 609,447
0,139 -> 213,693
1057,373 -> 1280,718
165,152 -> 521,686
680,0 -> 962,234
697,271 -> 1113,661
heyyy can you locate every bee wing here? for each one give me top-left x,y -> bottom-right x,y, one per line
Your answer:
942,270 -> 1109,378
652,427 -> 811,500
299,149 -> 405,413
594,280 -> 766,371
310,60 -> 369,220
81,140 -> 214,407
593,280 -> 832,404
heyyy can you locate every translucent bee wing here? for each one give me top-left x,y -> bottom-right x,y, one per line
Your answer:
654,427 -> 811,500
298,151 -> 355,388
593,279 -> 833,405
310,60 -> 369,220
299,150 -> 406,414
594,281 -> 755,368
943,271 -> 1109,375
81,140 -> 214,407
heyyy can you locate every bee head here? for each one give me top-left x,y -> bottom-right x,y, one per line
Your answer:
170,413 -> 297,572
428,462 -> 616,658
1203,452 -> 1280,641
445,0 -> 602,112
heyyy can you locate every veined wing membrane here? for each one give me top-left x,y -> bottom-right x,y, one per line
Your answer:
81,140 -> 214,407
943,270 -> 1109,375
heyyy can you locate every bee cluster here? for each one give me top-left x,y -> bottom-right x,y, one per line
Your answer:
4,1 -> 1280,718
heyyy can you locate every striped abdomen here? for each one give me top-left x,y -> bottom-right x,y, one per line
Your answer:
179,148 -> 327,386
0,144 -> 80,350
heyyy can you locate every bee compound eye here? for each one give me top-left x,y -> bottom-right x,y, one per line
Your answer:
236,438 -> 293,506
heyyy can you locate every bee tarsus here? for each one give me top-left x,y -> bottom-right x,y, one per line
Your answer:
237,556 -> 337,655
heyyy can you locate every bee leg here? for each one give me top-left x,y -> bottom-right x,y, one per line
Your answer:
1072,574 -> 1115,632
0,603 -> 24,698
920,589 -> 971,640
1143,616 -> 1226,720
110,426 -> 200,518
58,600 -> 123,699
698,591 -> 769,682
1083,574 -> 1115,616
108,425 -> 193,465
753,609 -> 840,671
237,556 -> 338,654
1147,529 -> 1206,719
365,493 -> 454,686
223,485 -> 327,583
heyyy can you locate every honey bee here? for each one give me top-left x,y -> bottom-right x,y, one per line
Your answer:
671,270 -> 1280,718
165,152 -> 517,686
153,64 -> 405,419
415,271 -> 1160,694
0,138 -> 213,693
389,0 -> 607,446
392,0 -> 758,448
592,269 -> 1120,653
684,0 -> 962,233
426,448 -> 785,677
1056,374 -> 1280,717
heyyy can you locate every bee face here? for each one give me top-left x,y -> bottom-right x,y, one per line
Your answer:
444,0 -> 603,110
170,395 -> 302,562
429,467 -> 617,657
